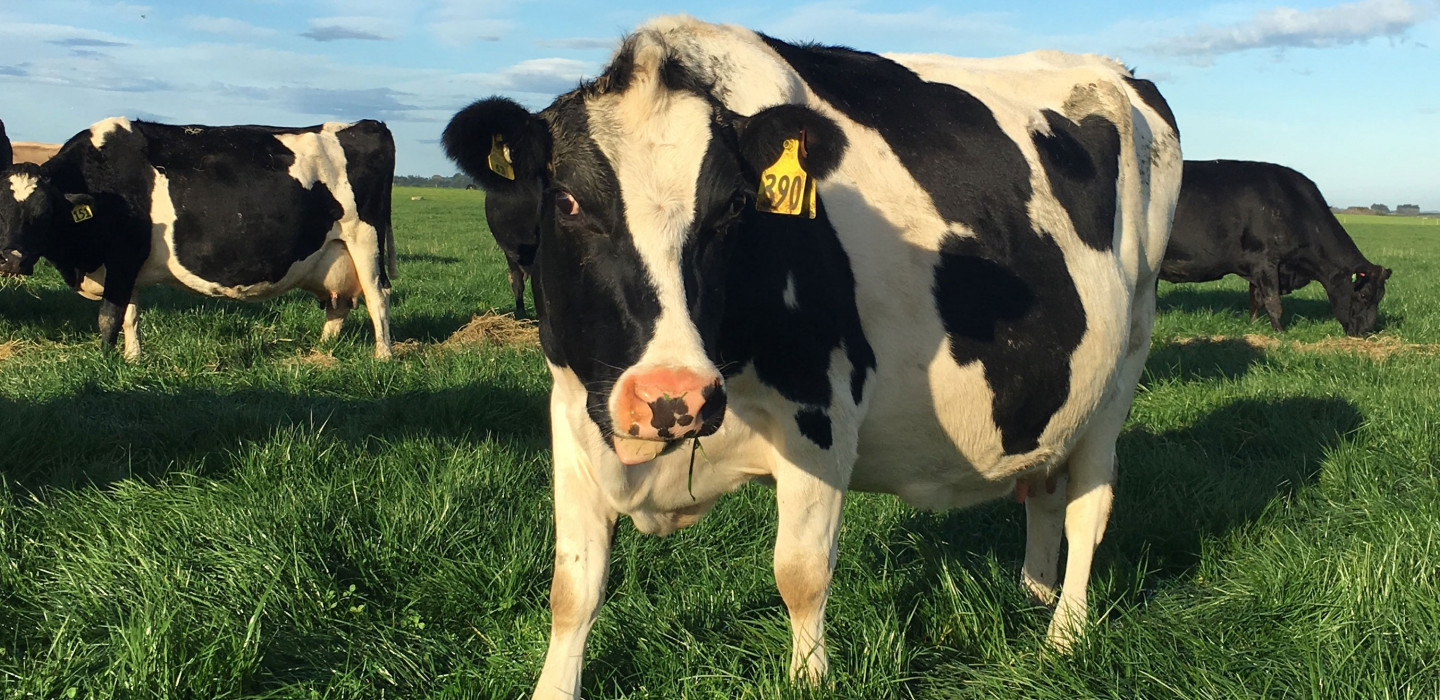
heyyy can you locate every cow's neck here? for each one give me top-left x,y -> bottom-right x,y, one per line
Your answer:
44,199 -> 107,282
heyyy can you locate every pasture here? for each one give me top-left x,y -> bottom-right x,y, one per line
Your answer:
2,195 -> 1437,698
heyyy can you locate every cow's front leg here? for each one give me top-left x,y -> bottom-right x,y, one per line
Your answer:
121,294 -> 142,360
773,461 -> 846,684
97,271 -> 139,358
533,443 -> 617,700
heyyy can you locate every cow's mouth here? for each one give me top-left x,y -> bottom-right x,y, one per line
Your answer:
611,435 -> 686,466
0,249 -> 34,276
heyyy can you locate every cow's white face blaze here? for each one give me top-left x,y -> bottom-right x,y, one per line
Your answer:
584,47 -> 729,457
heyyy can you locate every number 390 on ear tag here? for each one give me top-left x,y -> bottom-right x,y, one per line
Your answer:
756,138 -> 815,218
487,134 -> 515,181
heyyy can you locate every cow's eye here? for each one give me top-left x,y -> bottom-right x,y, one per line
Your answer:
725,191 -> 749,219
555,191 -> 581,218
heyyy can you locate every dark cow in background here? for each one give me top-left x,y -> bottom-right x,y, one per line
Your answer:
484,182 -> 540,317
0,120 -> 10,170
446,16 -> 1182,699
0,117 -> 397,359
1160,159 -> 1391,336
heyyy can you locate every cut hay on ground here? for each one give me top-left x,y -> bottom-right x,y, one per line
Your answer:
1169,333 -> 1440,360
441,311 -> 540,349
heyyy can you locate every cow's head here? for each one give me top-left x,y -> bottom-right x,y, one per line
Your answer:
1334,264 -> 1392,336
0,161 -> 66,276
444,38 -> 845,464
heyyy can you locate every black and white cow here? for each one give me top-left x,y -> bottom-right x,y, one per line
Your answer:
0,117 -> 397,358
444,16 -> 1181,699
1160,159 -> 1391,336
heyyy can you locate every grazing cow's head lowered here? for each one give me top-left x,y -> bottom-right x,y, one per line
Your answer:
1334,264 -> 1392,337
0,162 -> 67,277
444,37 -> 846,464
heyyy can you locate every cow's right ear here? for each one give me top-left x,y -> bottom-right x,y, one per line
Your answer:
736,104 -> 847,181
443,97 -> 550,191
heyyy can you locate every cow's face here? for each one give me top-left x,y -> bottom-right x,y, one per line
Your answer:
444,45 -> 845,464
0,163 -> 57,276
1337,264 -> 1391,336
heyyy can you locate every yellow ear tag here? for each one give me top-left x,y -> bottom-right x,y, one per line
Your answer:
487,134 -> 515,181
756,138 -> 814,218
71,204 -> 94,223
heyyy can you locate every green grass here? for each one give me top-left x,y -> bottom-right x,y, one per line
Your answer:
2,196 -> 1438,698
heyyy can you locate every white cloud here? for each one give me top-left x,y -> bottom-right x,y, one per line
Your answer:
180,15 -> 276,40
496,58 -> 594,95
423,0 -> 515,46
1150,0 -> 1434,62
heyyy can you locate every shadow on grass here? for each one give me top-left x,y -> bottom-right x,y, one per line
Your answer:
397,253 -> 462,265
1143,336 -> 1268,384
1158,286 -> 1337,326
1,282 -> 479,347
872,394 -> 1361,653
0,380 -> 550,494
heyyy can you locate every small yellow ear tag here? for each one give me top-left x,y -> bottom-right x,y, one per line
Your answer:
71,204 -> 94,223
756,138 -> 814,218
487,134 -> 515,181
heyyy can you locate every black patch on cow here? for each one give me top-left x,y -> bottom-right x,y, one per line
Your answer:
794,407 -> 833,449
935,233 -> 1084,454
532,93 -> 662,439
336,120 -> 395,286
1033,110 -> 1120,252
763,36 -> 1088,455
1123,77 -> 1179,138
718,196 -> 875,430
761,36 -> 1033,232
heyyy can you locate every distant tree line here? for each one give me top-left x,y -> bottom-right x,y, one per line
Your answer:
1333,203 -> 1430,216
394,174 -> 475,189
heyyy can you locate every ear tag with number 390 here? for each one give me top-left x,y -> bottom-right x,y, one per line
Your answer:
487,134 -> 515,181
756,137 -> 815,218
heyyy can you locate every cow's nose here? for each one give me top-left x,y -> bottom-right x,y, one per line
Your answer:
0,249 -> 23,276
614,367 -> 725,442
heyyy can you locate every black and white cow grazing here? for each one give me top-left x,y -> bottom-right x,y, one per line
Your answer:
444,16 -> 1181,699
1160,159 -> 1391,336
0,117 -> 397,358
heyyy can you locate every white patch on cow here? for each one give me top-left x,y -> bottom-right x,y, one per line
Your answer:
782,272 -> 799,311
89,117 -> 133,149
77,265 -> 107,301
8,173 -> 38,203
584,38 -> 720,396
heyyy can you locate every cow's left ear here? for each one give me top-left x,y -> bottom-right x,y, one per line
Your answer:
736,104 -> 847,181
442,97 -> 551,192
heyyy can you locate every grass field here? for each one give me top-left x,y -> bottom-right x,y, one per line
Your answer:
2,196 -> 1438,699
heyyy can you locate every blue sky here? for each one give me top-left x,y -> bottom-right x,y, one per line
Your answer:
1,0 -> 1436,209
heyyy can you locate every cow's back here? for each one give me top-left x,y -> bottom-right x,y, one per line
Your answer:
719,44 -> 1180,505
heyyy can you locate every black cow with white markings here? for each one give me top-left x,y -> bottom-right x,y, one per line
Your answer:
445,16 -> 1181,699
1160,159 -> 1391,336
0,117 -> 397,358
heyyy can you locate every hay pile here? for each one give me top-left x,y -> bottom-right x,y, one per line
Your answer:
441,311 -> 540,349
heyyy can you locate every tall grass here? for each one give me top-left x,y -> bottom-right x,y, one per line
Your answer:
1,193 -> 1436,698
